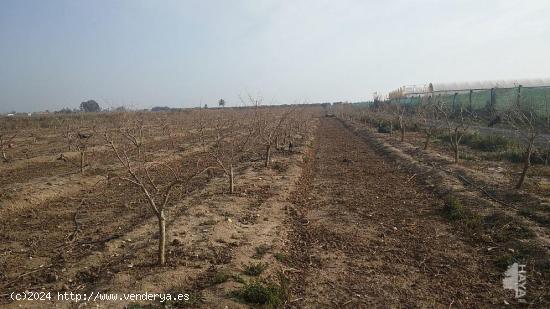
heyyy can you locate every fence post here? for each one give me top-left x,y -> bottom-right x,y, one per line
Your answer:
469,89 -> 473,111
516,85 -> 522,106
452,92 -> 458,112
545,93 -> 549,129
490,88 -> 496,114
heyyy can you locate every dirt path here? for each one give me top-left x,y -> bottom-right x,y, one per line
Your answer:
287,118 -> 509,307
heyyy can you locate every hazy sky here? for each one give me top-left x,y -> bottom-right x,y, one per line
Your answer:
1,0 -> 549,112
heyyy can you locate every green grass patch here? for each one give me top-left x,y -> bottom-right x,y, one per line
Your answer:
274,252 -> 288,263
229,275 -> 288,308
377,122 -> 393,134
210,270 -> 230,285
517,208 -> 550,226
492,243 -> 541,271
253,244 -> 272,259
467,134 -> 514,152
435,131 -> 550,165
442,195 -> 483,236
232,274 -> 245,284
494,252 -> 520,270
439,132 -> 516,152
518,207 -> 535,217
199,219 -> 217,226
443,195 -> 467,221
243,262 -> 268,276
483,212 -> 536,241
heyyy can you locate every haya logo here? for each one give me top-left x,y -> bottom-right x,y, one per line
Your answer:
502,263 -> 527,301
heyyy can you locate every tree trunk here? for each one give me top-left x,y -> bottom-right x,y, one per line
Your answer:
265,144 -> 271,167
275,136 -> 279,150
80,151 -> 85,173
450,131 -> 460,164
399,117 -> 405,142
516,141 -> 534,189
1,150 -> 7,162
229,164 -> 234,194
453,140 -> 460,164
157,210 -> 166,266
423,133 -> 431,150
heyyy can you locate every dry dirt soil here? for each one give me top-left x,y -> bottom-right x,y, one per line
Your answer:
1,116 -> 548,308
285,118 -> 530,308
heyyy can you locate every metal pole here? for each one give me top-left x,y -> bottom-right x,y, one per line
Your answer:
469,89 -> 473,111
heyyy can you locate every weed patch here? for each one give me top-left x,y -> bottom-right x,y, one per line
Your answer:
483,212 -> 535,241
442,195 -> 482,236
442,195 -> 467,221
210,270 -> 230,285
253,244 -> 272,259
230,274 -> 288,308
274,252 -> 288,263
243,262 -> 268,276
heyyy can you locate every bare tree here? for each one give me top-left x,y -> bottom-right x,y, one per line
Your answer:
54,120 -> 76,152
162,123 -> 177,150
395,103 -> 407,142
376,103 -> 394,135
104,131 -> 211,265
279,108 -> 304,152
196,109 -> 256,193
435,99 -> 477,164
237,95 -> 290,167
0,132 -> 17,162
256,108 -> 294,167
119,118 -> 146,161
416,96 -> 440,150
504,98 -> 542,189
76,131 -> 93,173
54,121 -> 95,173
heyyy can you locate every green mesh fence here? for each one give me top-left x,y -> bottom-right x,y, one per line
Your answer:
389,86 -> 550,117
